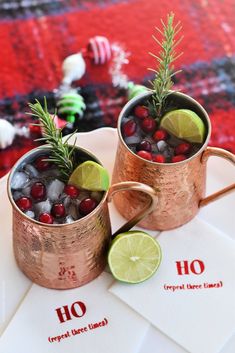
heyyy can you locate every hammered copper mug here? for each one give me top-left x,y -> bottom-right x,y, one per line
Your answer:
112,91 -> 235,231
7,146 -> 157,289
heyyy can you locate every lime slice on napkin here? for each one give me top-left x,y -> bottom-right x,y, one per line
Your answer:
160,109 -> 206,143
68,161 -> 109,191
108,231 -> 162,284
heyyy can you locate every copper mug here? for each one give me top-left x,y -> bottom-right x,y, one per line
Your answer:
112,91 -> 235,230
7,146 -> 157,289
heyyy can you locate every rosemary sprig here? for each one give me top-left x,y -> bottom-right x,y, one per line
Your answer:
149,12 -> 183,119
28,97 -> 76,180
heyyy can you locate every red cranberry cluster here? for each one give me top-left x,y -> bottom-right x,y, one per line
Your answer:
13,155 -> 101,225
122,104 -> 198,163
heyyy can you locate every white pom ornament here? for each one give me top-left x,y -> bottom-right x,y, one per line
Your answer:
0,119 -> 16,149
62,52 -> 86,85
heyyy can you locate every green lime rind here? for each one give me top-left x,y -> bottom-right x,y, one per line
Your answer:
160,109 -> 206,143
108,231 -> 162,284
68,161 -> 110,191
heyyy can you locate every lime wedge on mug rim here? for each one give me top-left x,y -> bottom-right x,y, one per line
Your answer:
108,231 -> 162,284
160,109 -> 206,143
68,161 -> 110,191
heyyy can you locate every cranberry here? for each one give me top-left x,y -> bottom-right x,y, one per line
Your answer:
79,198 -> 98,216
39,213 -> 54,224
136,140 -> 152,152
122,120 -> 137,137
30,182 -> 46,201
35,156 -> 50,171
141,117 -> 157,133
134,105 -> 149,119
64,185 -> 80,198
153,129 -> 168,141
172,155 -> 187,163
16,197 -> 32,211
175,142 -> 191,155
136,150 -> 152,161
52,203 -> 66,218
153,154 -> 166,163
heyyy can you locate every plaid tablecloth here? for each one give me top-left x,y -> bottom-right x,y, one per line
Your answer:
0,0 -> 235,176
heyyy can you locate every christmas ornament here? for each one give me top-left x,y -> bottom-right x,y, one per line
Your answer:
54,35 -> 148,132
0,119 -> 15,149
86,36 -> 112,65
0,119 -> 30,149
127,82 -> 148,100
57,92 -> 86,123
61,52 -> 86,86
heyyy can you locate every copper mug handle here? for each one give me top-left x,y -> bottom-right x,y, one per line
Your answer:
108,181 -> 158,238
200,147 -> 235,207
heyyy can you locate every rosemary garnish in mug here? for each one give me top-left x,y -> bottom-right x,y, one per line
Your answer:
149,12 -> 183,120
28,98 -> 76,180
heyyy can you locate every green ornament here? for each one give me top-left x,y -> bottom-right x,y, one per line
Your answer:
127,82 -> 148,101
57,93 -> 86,123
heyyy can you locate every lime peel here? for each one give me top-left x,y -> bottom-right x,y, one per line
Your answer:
68,161 -> 110,191
160,109 -> 206,143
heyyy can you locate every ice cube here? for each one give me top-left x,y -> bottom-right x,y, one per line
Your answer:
47,179 -> 65,201
68,201 -> 78,219
163,146 -> 174,159
125,134 -> 141,145
25,210 -> 35,219
24,164 -> 39,178
13,191 -> 23,200
34,199 -> 52,215
22,186 -> 31,197
157,141 -> 168,152
11,172 -> 29,190
63,195 -> 71,210
65,215 -> 75,224
41,168 -> 61,179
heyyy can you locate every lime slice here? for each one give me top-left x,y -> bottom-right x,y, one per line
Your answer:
108,231 -> 162,284
68,161 -> 109,191
160,109 -> 206,143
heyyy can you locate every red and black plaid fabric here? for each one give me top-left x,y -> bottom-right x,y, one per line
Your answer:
0,0 -> 235,177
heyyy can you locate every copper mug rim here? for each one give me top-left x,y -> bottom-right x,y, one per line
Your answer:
7,145 -> 110,228
117,90 -> 212,166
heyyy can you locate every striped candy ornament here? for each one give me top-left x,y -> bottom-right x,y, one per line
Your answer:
87,36 -> 112,65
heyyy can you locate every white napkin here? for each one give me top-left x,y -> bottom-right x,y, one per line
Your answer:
0,175 -> 31,336
110,217 -> 235,353
0,272 -> 149,353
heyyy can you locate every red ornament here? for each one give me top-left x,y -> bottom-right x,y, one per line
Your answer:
87,36 -> 112,65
